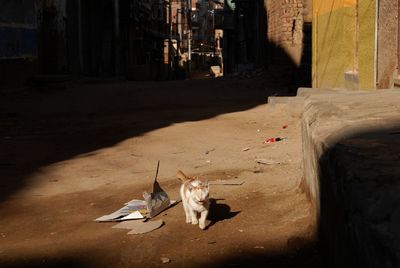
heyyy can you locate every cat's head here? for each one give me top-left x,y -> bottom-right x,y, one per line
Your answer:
189,180 -> 209,204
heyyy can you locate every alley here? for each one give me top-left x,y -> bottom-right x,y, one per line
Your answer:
0,76 -> 319,267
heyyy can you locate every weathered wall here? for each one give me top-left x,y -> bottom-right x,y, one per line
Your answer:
37,0 -> 68,74
357,0 -> 376,89
0,0 -> 70,88
265,0 -> 305,66
0,0 -> 38,88
312,0 -> 376,90
300,88 -> 400,267
376,0 -> 398,89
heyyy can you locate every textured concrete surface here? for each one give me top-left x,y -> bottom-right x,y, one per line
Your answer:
300,88 -> 400,267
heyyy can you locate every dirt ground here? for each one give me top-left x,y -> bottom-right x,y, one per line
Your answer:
0,75 -> 320,267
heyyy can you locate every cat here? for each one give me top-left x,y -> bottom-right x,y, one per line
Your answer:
177,170 -> 210,230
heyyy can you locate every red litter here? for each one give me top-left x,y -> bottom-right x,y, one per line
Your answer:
264,137 -> 287,144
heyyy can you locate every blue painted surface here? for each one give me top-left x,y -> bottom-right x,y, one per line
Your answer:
0,26 -> 37,58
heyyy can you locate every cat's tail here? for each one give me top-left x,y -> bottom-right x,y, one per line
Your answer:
177,170 -> 191,182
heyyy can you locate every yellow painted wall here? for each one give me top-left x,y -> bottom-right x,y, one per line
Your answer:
312,0 -> 376,89
358,0 -> 376,89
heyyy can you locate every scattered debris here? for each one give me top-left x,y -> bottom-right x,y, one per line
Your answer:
282,124 -> 288,129
263,137 -> 287,144
210,66 -> 222,77
205,148 -> 215,155
210,179 -> 245,185
172,151 -> 185,155
112,219 -> 164,235
255,159 -> 281,165
95,161 -> 176,222
160,257 -> 171,264
242,147 -> 250,151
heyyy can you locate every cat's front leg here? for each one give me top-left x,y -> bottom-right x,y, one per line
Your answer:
199,210 -> 208,230
182,200 -> 192,224
189,209 -> 198,225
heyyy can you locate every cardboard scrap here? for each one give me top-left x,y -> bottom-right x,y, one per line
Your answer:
120,211 -> 145,221
127,220 -> 163,234
95,178 -> 176,222
143,178 -> 173,218
112,219 -> 146,229
255,159 -> 281,165
209,179 -> 245,185
112,219 -> 164,234
94,200 -> 146,222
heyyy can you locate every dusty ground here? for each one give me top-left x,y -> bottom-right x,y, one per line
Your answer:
0,75 -> 320,267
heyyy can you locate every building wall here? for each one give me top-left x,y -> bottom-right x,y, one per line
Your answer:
312,0 -> 376,90
0,0 -> 39,88
38,0 -> 68,74
265,0 -> 305,66
376,0 -> 398,89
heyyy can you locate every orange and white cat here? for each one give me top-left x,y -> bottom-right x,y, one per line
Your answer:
177,170 -> 210,230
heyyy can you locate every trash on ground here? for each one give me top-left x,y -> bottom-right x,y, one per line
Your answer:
95,161 -> 176,222
112,219 -> 145,229
209,179 -> 245,185
242,147 -> 250,151
205,148 -> 215,154
120,210 -> 145,221
263,137 -> 287,144
160,257 -> 171,264
255,159 -> 281,165
127,220 -> 163,235
112,219 -> 164,234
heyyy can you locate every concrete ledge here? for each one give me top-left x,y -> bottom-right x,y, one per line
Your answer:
268,96 -> 306,117
301,89 -> 400,266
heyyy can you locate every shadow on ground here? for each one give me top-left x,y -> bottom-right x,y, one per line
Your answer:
318,124 -> 400,267
207,198 -> 241,229
0,71 -> 307,203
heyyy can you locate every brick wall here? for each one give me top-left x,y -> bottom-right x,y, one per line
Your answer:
265,0 -> 305,66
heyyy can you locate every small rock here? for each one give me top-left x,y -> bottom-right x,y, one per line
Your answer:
161,257 -> 171,264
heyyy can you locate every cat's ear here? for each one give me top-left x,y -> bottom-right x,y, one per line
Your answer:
188,183 -> 194,192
